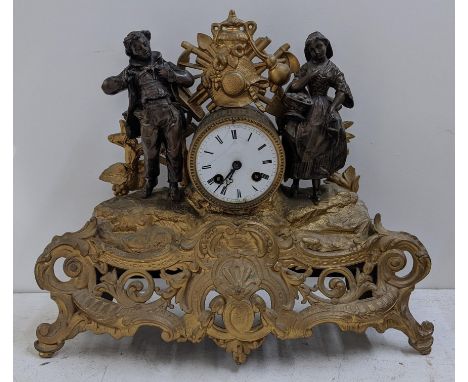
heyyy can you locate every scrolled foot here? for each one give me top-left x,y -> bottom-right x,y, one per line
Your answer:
34,340 -> 64,358
408,320 -> 434,355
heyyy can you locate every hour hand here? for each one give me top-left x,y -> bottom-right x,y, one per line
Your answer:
214,169 -> 233,192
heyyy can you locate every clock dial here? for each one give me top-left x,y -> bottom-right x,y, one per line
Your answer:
188,107 -> 285,212
195,123 -> 278,204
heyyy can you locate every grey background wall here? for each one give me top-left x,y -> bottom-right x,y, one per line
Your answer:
14,0 -> 454,291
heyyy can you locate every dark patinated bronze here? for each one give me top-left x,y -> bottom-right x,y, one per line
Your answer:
102,30 -> 194,200
280,31 -> 354,203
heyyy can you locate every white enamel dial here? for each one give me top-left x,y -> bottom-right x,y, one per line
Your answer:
188,107 -> 285,212
195,122 -> 279,204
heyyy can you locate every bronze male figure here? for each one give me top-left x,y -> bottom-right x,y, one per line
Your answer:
102,30 -> 194,200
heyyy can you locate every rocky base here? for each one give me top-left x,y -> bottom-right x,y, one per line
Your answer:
94,182 -> 371,255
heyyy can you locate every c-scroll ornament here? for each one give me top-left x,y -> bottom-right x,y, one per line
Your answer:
34,184 -> 433,364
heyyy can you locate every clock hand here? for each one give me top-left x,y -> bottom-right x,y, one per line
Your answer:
219,161 -> 242,194
214,169 -> 234,192
214,161 -> 242,193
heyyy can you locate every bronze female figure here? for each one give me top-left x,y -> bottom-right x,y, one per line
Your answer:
281,31 -> 354,202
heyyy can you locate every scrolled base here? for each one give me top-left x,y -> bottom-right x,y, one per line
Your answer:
34,183 -> 433,363
409,320 -> 435,355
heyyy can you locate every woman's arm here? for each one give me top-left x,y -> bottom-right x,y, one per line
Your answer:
328,91 -> 346,114
329,63 -> 354,110
289,64 -> 310,92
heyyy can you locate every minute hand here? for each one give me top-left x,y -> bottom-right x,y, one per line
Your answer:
214,168 -> 235,193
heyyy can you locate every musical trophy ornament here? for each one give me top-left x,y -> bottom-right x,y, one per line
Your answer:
34,10 -> 433,364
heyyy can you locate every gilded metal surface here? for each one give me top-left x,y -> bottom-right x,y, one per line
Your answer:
177,10 -> 300,120
327,165 -> 360,192
34,179 -> 433,364
99,119 -> 145,196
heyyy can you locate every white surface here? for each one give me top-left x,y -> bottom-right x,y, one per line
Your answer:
195,122 -> 279,203
14,290 -> 454,381
13,0 -> 454,291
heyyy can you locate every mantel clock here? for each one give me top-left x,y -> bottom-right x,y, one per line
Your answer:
33,10 -> 434,365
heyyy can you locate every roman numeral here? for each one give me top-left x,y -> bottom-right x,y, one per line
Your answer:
258,144 -> 266,151
261,173 -> 269,180
237,189 -> 242,198
252,185 -> 258,191
202,165 -> 211,169
221,186 -> 227,195
262,160 -> 272,164
215,135 -> 223,144
231,130 -> 237,139
208,177 -> 215,185
204,150 -> 214,154
247,133 -> 252,142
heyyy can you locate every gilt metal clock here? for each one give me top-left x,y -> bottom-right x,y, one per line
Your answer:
188,107 -> 285,211
34,10 -> 434,366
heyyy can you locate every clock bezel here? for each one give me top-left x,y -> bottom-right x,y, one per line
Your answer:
187,107 -> 285,213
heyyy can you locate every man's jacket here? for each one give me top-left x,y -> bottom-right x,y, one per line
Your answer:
102,51 -> 194,138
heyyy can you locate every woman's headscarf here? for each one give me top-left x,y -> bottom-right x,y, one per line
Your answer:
304,31 -> 333,61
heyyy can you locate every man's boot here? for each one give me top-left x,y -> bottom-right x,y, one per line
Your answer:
168,182 -> 181,202
309,179 -> 321,204
143,179 -> 157,199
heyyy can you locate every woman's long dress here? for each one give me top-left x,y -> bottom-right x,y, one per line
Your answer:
282,60 -> 353,180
